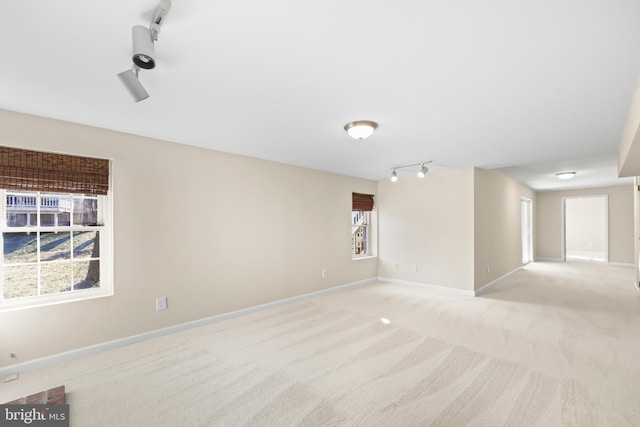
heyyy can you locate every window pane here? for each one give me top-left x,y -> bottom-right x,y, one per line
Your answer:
73,260 -> 100,290
41,262 -> 72,295
1,189 -> 108,303
4,264 -> 38,299
40,194 -> 71,226
3,232 -> 37,264
73,231 -> 99,259
73,196 -> 98,226
40,232 -> 71,261
6,192 -> 37,227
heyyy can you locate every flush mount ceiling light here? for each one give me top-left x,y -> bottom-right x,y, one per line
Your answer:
390,161 -> 432,182
344,120 -> 378,140
556,171 -> 577,180
118,0 -> 172,102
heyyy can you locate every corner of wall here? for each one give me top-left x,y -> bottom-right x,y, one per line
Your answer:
618,78 -> 640,177
473,169 -> 535,291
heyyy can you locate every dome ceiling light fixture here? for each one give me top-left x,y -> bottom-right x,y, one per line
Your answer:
344,120 -> 378,140
556,171 -> 577,180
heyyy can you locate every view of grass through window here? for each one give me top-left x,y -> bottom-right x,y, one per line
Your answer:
3,231 -> 100,298
1,191 -> 101,300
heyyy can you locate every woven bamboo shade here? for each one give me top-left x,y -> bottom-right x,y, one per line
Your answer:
352,193 -> 374,211
0,147 -> 109,195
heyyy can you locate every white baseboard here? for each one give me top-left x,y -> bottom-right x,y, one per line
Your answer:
534,257 -> 634,268
474,266 -> 522,296
0,277 -> 377,377
377,277 -> 475,297
608,262 -> 634,268
380,266 -> 522,298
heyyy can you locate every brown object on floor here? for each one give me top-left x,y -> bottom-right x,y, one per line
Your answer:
4,385 -> 65,405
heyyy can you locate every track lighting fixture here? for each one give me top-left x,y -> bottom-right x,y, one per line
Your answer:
117,66 -> 149,102
132,25 -> 156,70
418,163 -> 429,178
390,161 -> 432,182
150,0 -> 172,40
118,0 -> 172,102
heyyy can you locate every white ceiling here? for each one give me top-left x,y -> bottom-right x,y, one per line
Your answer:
2,1 -> 640,190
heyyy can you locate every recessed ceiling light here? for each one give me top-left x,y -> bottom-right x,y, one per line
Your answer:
556,172 -> 576,180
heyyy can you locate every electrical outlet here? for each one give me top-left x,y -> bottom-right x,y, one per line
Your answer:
321,269 -> 328,279
487,265 -> 491,274
411,264 -> 417,273
156,296 -> 167,311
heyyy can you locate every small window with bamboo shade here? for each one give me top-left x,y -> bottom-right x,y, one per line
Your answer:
0,147 -> 112,309
352,193 -> 374,258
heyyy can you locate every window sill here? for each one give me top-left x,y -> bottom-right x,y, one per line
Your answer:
352,255 -> 377,261
0,288 -> 113,312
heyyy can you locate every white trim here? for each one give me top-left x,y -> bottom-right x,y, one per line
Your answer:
378,277 -> 475,297
0,288 -> 112,312
352,255 -> 377,261
521,197 -> 533,264
609,262 -> 635,268
561,194 -> 609,264
0,187 -> 114,311
474,266 -> 522,296
381,266 -> 523,298
535,257 -> 564,262
635,177 -> 640,294
0,277 -> 377,377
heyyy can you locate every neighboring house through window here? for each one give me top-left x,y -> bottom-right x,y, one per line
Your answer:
352,210 -> 370,257
0,147 -> 112,310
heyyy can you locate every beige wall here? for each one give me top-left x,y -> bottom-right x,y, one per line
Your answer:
565,197 -> 607,254
618,78 -> 640,177
474,169 -> 536,290
377,168 -> 535,292
377,168 -> 475,291
3,108 -> 634,368
0,110 -> 377,368
535,186 -> 634,264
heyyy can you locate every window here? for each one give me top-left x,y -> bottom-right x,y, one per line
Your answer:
352,210 -> 371,257
0,147 -> 111,310
352,193 -> 375,259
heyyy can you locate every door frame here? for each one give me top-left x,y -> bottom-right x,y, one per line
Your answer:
521,197 -> 533,264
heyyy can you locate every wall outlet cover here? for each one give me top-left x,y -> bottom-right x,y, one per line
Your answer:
156,297 -> 167,311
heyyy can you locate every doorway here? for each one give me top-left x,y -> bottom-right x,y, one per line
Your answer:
521,197 -> 533,264
562,195 -> 608,262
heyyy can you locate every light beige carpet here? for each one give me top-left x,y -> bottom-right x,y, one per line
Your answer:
1,261 -> 639,426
